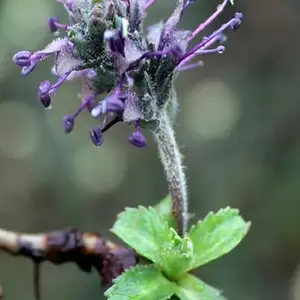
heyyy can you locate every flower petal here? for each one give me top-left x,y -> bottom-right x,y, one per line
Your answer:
147,22 -> 164,50
158,0 -> 185,50
55,50 -> 83,76
124,40 -> 143,63
123,91 -> 143,122
129,0 -> 147,32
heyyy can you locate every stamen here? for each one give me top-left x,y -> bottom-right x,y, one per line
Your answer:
231,12 -> 243,31
48,17 -> 69,33
21,62 -> 36,76
188,0 -> 229,42
177,34 -> 225,68
128,120 -> 147,148
181,12 -> 243,62
62,95 -> 94,134
101,116 -> 122,133
39,81 -> 51,108
182,0 -> 195,14
12,51 -> 32,66
63,116 -> 75,133
91,78 -> 125,118
195,45 -> 225,55
177,45 -> 225,71
89,126 -> 104,147
145,0 -> 157,10
49,71 -> 73,92
177,61 -> 203,72
91,96 -> 125,118
13,39 -> 73,76
38,71 -> 73,108
13,51 -> 36,75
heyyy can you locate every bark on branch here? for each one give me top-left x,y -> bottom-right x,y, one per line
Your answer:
0,227 -> 138,298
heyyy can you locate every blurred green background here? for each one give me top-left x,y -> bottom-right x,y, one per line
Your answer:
0,0 -> 299,299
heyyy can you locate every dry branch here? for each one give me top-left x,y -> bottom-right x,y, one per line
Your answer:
0,227 -> 138,298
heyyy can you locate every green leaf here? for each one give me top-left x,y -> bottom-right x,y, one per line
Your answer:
111,206 -> 172,262
112,205 -> 193,278
105,265 -> 176,300
188,207 -> 250,269
176,273 -> 226,300
158,229 -> 193,279
229,0 -> 234,5
154,195 -> 177,229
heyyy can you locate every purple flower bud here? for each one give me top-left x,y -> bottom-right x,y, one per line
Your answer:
128,131 -> 147,148
13,51 -> 32,66
63,115 -> 74,133
89,126 -> 104,147
48,17 -> 59,33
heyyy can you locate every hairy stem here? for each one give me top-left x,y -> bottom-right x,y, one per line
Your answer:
153,111 -> 188,236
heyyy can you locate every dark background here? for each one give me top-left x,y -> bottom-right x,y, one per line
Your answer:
0,0 -> 299,299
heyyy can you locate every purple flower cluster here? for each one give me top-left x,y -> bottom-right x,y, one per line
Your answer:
12,0 -> 242,148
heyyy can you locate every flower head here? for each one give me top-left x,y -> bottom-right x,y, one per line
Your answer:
13,0 -> 243,148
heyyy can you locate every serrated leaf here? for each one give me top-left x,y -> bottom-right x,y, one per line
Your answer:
176,273 -> 226,300
105,264 -> 176,300
111,206 -> 172,262
158,230 -> 193,279
188,207 -> 250,269
155,195 -> 177,229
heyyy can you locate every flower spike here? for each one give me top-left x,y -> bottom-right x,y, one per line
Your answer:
12,0 -> 242,145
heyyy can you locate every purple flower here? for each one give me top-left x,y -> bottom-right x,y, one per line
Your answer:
13,38 -> 77,76
12,0 -> 243,148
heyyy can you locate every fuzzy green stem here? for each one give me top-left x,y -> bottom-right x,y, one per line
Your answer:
153,111 -> 188,236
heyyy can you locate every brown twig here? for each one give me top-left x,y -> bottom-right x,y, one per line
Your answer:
0,227 -> 138,298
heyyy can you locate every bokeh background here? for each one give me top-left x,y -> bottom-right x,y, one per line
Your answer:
0,0 -> 299,299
